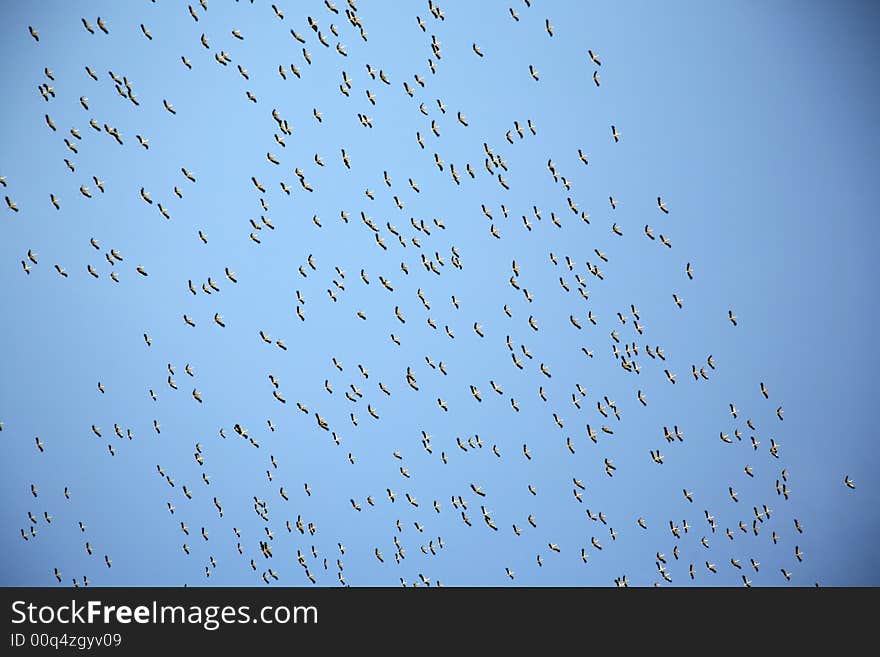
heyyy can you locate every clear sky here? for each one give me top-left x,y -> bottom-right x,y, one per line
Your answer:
1,0 -> 878,587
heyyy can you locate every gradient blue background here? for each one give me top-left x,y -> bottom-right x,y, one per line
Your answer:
1,0 -> 877,586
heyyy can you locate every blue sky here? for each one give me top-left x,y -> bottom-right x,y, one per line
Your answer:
1,0 -> 878,587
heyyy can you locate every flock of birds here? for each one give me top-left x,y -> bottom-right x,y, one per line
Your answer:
4,0 -> 856,587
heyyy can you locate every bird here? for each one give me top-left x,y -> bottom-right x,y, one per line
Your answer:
0,2 -> 821,593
